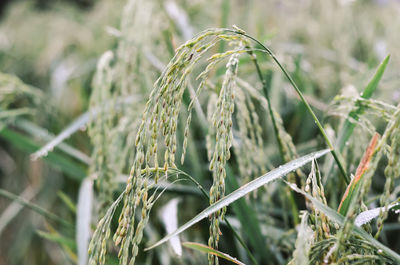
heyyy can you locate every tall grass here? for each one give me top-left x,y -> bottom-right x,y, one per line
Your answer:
1,1 -> 400,265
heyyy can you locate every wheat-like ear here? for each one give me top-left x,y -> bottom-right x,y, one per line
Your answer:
109,28 -> 252,265
207,53 -> 239,265
376,105 -> 400,238
87,50 -> 116,213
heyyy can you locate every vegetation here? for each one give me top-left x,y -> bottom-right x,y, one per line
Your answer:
1,0 -> 400,264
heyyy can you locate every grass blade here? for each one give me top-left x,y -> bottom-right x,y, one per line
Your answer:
145,149 -> 330,251
15,119 -> 91,165
324,55 -> 390,183
57,191 -> 77,214
0,127 -> 87,181
0,108 -> 35,119
76,178 -> 94,265
31,112 -> 90,160
336,55 -> 390,153
0,188 -> 73,228
183,242 -> 246,265
160,198 -> 182,256
0,186 -> 38,236
173,167 -> 261,264
355,203 -> 400,227
338,133 -> 380,215
37,227 -> 77,262
31,96 -> 140,160
225,166 -> 271,263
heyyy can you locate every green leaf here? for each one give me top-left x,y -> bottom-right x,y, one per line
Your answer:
37,229 -> 77,262
31,112 -> 90,161
57,191 -> 77,214
145,149 -> 330,251
0,108 -> 35,119
31,96 -> 140,161
183,242 -> 246,265
336,55 -> 390,153
338,133 -> 380,216
225,166 -> 272,262
37,230 -> 76,251
15,119 -> 91,165
76,178 -> 94,265
0,127 -> 87,181
354,202 -> 400,227
0,188 -> 73,228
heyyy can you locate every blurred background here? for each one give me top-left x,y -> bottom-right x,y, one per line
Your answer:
1,0 -> 400,264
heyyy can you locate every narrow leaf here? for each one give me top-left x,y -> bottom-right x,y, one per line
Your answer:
37,230 -> 76,251
338,133 -> 380,215
15,119 -> 91,165
183,242 -> 246,265
0,186 -> 38,236
336,55 -> 389,153
160,198 -> 182,256
31,96 -> 140,160
355,203 -> 400,227
37,228 -> 77,262
0,127 -> 86,180
76,178 -> 93,265
145,149 -> 330,251
324,55 -> 390,184
57,191 -> 77,214
0,188 -> 73,228
225,166 -> 272,262
31,112 -> 90,160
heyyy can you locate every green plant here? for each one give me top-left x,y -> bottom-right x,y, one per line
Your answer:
1,1 -> 400,265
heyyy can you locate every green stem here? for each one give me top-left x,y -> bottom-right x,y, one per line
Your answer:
248,50 -> 299,225
233,30 -> 349,184
0,188 -> 73,228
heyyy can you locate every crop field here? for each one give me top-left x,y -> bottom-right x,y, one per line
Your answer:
0,0 -> 400,264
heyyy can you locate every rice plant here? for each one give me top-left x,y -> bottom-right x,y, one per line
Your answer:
1,1 -> 400,265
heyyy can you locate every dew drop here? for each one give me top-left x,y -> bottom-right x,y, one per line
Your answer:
378,249 -> 383,254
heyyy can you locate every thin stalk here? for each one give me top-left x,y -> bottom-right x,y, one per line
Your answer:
218,0 -> 230,53
248,50 -> 299,225
0,188 -> 73,228
232,30 -> 349,184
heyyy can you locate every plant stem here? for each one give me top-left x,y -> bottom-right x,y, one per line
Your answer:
0,188 -> 73,228
232,30 -> 349,184
248,49 -> 299,225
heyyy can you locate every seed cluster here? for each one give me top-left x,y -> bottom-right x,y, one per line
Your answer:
234,85 -> 264,183
305,161 -> 331,240
207,54 -> 239,265
110,28 -> 250,265
376,107 -> 400,237
88,51 -> 116,213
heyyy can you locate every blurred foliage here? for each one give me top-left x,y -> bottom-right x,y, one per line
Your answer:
0,0 -> 400,265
